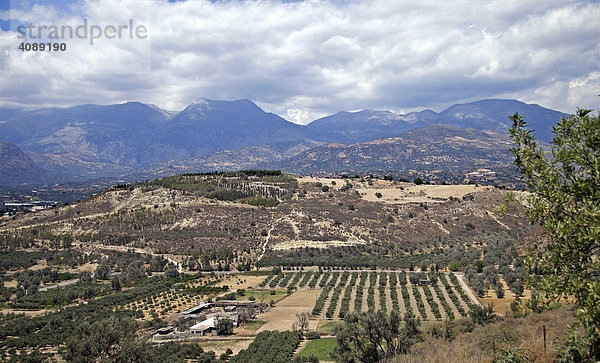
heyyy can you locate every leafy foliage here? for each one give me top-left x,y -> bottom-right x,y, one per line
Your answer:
230,330 -> 302,363
330,310 -> 421,362
509,110 -> 599,357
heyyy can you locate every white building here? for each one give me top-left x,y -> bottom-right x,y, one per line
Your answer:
189,317 -> 217,336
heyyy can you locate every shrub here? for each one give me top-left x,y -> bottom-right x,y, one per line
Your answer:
305,331 -> 321,340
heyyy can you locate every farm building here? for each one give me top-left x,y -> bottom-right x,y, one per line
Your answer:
189,317 -> 217,336
154,327 -> 174,336
181,302 -> 212,316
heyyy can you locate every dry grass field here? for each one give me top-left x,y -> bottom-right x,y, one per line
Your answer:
480,279 -> 532,315
397,307 -> 574,363
257,289 -> 321,332
214,274 -> 267,290
299,176 -> 489,204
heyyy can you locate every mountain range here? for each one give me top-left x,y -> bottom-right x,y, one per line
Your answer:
0,98 -> 567,185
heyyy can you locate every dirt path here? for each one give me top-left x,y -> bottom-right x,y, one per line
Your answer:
38,278 -> 79,292
407,285 -> 423,319
258,215 -> 287,261
417,286 -> 435,319
455,273 -> 482,307
396,287 -> 407,314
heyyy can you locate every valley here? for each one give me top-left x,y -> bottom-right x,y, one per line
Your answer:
1,0 -> 596,360
0,170 -> 566,362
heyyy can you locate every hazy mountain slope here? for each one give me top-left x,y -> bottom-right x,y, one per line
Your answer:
304,99 -> 567,144
158,98 -> 308,159
0,99 -> 311,178
0,142 -> 58,185
273,124 -> 514,174
438,99 -> 568,142
305,109 -> 438,144
0,102 -> 170,167
0,98 -> 566,183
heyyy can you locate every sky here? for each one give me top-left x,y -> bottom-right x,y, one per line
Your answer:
0,0 -> 598,125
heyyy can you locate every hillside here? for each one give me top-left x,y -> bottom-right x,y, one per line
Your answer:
437,99 -> 567,142
306,99 -> 566,144
1,171 -> 532,270
0,142 -> 59,186
305,109 -> 438,144
272,125 -> 517,183
158,98 -> 308,159
0,99 -> 309,181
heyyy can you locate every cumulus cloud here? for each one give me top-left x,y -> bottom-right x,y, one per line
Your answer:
0,0 -> 597,123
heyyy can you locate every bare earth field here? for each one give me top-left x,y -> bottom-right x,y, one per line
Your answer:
271,238 -> 366,250
299,176 -> 489,204
357,184 -> 490,204
480,278 -> 532,315
0,309 -> 51,317
215,275 -> 268,290
257,289 -> 321,332
198,338 -> 253,356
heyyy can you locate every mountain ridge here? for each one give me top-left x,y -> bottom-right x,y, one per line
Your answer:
0,98 -> 567,185
268,123 -> 518,184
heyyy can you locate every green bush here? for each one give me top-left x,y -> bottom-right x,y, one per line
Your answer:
305,331 -> 321,340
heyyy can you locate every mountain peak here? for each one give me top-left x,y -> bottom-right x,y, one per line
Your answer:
191,97 -> 211,106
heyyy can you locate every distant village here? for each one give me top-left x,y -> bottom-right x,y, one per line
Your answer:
464,168 -> 497,183
0,200 -> 57,216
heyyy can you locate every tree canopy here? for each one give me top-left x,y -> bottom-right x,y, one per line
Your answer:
330,310 -> 421,362
509,109 -> 599,357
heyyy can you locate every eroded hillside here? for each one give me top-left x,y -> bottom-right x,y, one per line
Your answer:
1,172 -> 532,271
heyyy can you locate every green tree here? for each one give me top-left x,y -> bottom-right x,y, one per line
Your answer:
469,304 -> 497,326
164,267 -> 180,279
111,275 -> 122,292
63,316 -> 151,362
330,310 -> 421,362
95,262 -> 111,280
495,282 -> 505,299
216,318 -> 234,336
78,271 -> 93,283
509,110 -> 599,357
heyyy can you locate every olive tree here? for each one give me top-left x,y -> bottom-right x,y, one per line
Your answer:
330,310 -> 421,362
509,109 -> 599,357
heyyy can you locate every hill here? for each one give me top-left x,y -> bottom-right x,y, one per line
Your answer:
0,99 -> 311,180
437,99 -> 567,142
1,170 -> 566,362
1,171 -> 531,268
272,125 -> 517,183
305,109 -> 438,144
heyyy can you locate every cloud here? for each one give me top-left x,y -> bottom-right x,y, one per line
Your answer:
0,0 -> 597,123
